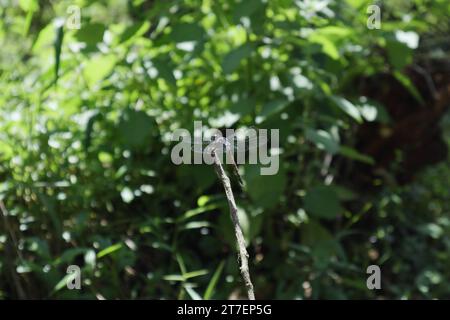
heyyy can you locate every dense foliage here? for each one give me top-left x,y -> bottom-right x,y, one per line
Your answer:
0,0 -> 449,299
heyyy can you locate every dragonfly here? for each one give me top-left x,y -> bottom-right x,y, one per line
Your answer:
189,126 -> 269,189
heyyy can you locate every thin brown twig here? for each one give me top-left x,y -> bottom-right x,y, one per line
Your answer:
212,151 -> 255,300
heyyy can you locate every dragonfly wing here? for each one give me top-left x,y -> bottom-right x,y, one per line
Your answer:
189,140 -> 212,154
226,128 -> 269,153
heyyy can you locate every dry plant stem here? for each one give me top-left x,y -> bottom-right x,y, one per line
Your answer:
212,151 -> 255,300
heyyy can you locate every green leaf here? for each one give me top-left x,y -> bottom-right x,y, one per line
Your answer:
163,274 -> 185,282
309,34 -> 339,60
19,0 -> 38,12
119,21 -> 151,44
117,109 -> 156,149
305,128 -> 339,154
182,221 -> 211,230
204,261 -> 225,300
230,97 -> 256,116
178,204 -> 218,222
331,96 -> 362,123
302,220 -> 341,268
32,23 -> 54,53
257,99 -> 289,123
74,23 -> 106,48
83,54 -> 116,88
184,285 -> 203,300
304,185 -> 343,219
170,23 -> 204,43
357,98 -> 390,123
97,243 -> 123,258
245,165 -> 286,209
183,269 -> 209,280
222,43 -> 253,74
339,146 -> 375,165
386,39 -> 413,70
308,27 -> 352,60
233,0 -> 264,22
393,71 -> 425,105
53,273 -> 77,294
53,25 -> 64,85
153,58 -> 177,88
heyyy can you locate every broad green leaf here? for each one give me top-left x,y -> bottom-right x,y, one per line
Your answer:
304,185 -> 343,219
74,23 -> 106,48
386,39 -> 413,70
83,54 -> 116,88
308,27 -> 352,60
117,109 -> 156,149
305,128 -> 339,154
32,23 -> 54,53
230,97 -> 256,116
357,98 -> 390,123
222,43 -> 253,74
119,21 -> 150,44
19,0 -> 38,12
233,0 -> 264,21
257,99 -> 289,123
170,23 -> 204,43
153,58 -> 176,88
302,220 -> 341,269
245,165 -> 286,209
331,96 -> 362,123
0,141 -> 13,160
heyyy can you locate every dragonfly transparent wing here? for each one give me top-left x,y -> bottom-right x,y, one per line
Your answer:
186,126 -> 269,155
189,135 -> 228,155
223,127 -> 269,153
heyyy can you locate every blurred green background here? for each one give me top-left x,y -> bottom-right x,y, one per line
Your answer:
0,0 -> 449,299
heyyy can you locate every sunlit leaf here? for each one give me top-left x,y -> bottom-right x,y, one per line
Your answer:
305,128 -> 339,154
97,243 -> 123,258
83,54 -> 117,88
331,96 -> 362,123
